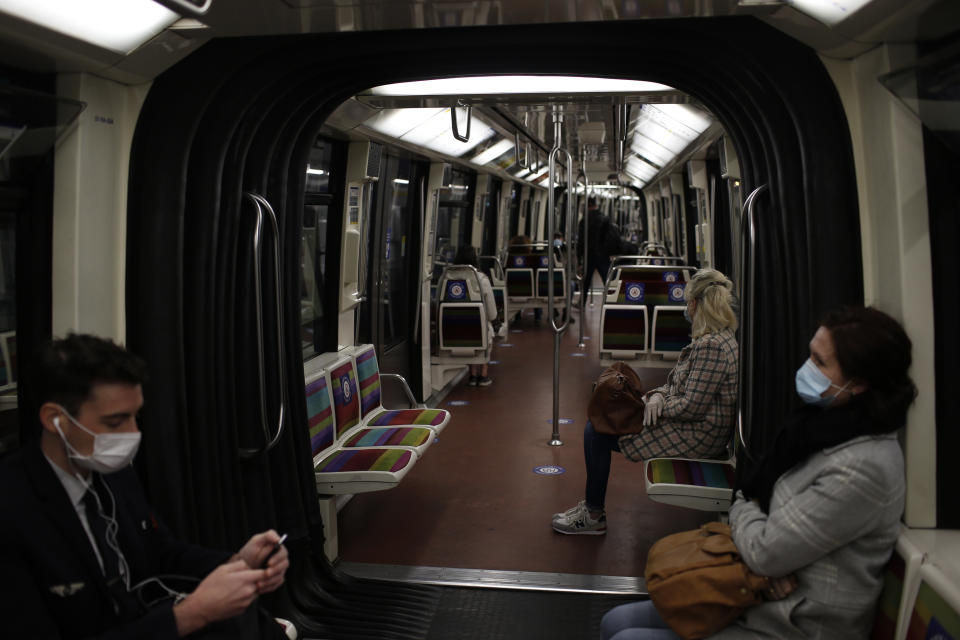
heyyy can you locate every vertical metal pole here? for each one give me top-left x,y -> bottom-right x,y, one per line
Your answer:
577,166 -> 588,348
548,108 -> 564,447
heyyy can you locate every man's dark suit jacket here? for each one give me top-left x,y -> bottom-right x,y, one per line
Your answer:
0,441 -> 230,639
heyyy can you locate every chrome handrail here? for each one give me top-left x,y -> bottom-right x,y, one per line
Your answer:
737,184 -> 767,462
240,193 -> 287,459
380,373 -> 425,409
354,180 -> 375,340
578,168 -> 588,348
412,176 -> 426,342
547,110 -> 573,447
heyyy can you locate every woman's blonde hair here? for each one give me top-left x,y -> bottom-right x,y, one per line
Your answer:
685,268 -> 737,339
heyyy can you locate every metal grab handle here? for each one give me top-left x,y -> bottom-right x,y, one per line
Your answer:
380,373 -> 425,409
548,146 -> 574,334
737,184 -> 767,462
413,176 -> 427,342
450,101 -> 471,143
240,193 -> 287,459
515,131 -> 527,168
355,180 -> 375,340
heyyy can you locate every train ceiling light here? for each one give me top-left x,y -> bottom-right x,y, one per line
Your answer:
0,0 -> 179,54
367,76 -> 673,97
363,107 -> 495,158
782,0 -> 873,26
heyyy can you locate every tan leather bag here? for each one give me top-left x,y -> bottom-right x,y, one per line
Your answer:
645,522 -> 770,639
587,361 -> 646,435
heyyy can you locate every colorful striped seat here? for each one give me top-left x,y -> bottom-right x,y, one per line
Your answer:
506,268 -> 534,298
535,268 -> 566,298
439,305 -> 485,349
905,564 -> 960,640
313,447 -> 415,494
871,533 -> 924,640
353,344 -> 450,434
305,353 -> 421,495
600,306 -> 648,357
644,457 -> 735,511
652,306 -> 692,354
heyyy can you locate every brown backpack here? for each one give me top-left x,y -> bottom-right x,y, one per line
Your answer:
645,522 -> 770,639
587,361 -> 646,435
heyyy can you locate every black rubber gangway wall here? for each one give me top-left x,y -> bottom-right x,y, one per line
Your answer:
126,17 -> 861,637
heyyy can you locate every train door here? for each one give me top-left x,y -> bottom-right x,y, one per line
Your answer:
431,166 -> 475,282
506,182 -> 520,243
360,153 -> 426,398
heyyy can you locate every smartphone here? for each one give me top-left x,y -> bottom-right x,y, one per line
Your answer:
261,533 -> 288,568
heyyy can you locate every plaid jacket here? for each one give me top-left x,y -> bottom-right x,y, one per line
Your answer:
619,327 -> 738,461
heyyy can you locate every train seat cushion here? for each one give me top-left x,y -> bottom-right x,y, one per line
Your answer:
306,376 -> 335,457
343,426 -> 433,449
354,346 -> 382,419
646,458 -> 735,489
329,360 -> 361,438
506,269 -> 534,297
440,306 -> 485,348
601,307 -> 647,352
653,307 -> 692,353
314,447 -> 413,473
366,408 -> 448,427
906,567 -> 960,639
536,269 -> 565,297
872,546 -> 907,639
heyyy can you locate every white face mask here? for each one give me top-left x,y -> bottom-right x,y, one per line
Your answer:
54,407 -> 141,474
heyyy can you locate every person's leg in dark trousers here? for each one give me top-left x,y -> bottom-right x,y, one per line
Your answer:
584,420 -> 622,513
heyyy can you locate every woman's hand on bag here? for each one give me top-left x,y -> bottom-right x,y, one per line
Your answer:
763,574 -> 798,600
643,393 -> 664,427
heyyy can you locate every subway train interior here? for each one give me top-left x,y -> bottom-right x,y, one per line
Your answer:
1,0 -> 959,637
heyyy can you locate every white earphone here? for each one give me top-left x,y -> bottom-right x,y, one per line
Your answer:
53,415 -> 61,428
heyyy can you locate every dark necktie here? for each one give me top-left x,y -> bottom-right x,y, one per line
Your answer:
82,477 -> 141,618
82,479 -> 121,580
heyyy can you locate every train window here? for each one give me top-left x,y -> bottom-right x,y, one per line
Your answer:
433,167 -> 475,282
301,135 -> 343,359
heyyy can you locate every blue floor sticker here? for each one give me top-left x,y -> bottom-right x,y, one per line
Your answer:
488,360 -> 500,365
570,352 -> 587,357
533,465 -> 565,476
499,343 -> 514,347
448,400 -> 470,406
547,418 -> 575,425
511,329 -> 523,333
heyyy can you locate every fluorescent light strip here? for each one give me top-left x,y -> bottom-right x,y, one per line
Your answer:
369,76 -> 674,97
785,0 -> 872,26
470,138 -> 515,166
365,108 -> 494,158
0,0 -> 179,54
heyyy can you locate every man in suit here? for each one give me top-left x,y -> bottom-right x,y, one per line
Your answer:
0,334 -> 290,638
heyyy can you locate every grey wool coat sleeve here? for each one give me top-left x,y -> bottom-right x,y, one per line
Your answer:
709,433 -> 904,640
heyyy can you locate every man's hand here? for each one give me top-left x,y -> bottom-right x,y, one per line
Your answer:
643,393 -> 664,427
763,574 -> 798,600
233,530 -> 289,594
173,560 -> 264,636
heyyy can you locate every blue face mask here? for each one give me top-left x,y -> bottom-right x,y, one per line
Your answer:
683,307 -> 692,324
795,358 -> 851,406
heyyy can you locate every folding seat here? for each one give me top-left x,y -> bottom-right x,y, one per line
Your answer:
643,456 -> 736,511
350,344 -> 450,436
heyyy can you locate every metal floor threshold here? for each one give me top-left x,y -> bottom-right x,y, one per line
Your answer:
338,562 -> 647,595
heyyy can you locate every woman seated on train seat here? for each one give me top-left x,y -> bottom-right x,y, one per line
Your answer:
601,306 -> 915,640
552,268 -> 738,535
507,234 -> 542,326
453,245 -> 499,387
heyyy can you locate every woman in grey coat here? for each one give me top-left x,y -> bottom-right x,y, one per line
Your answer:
602,306 -> 917,639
